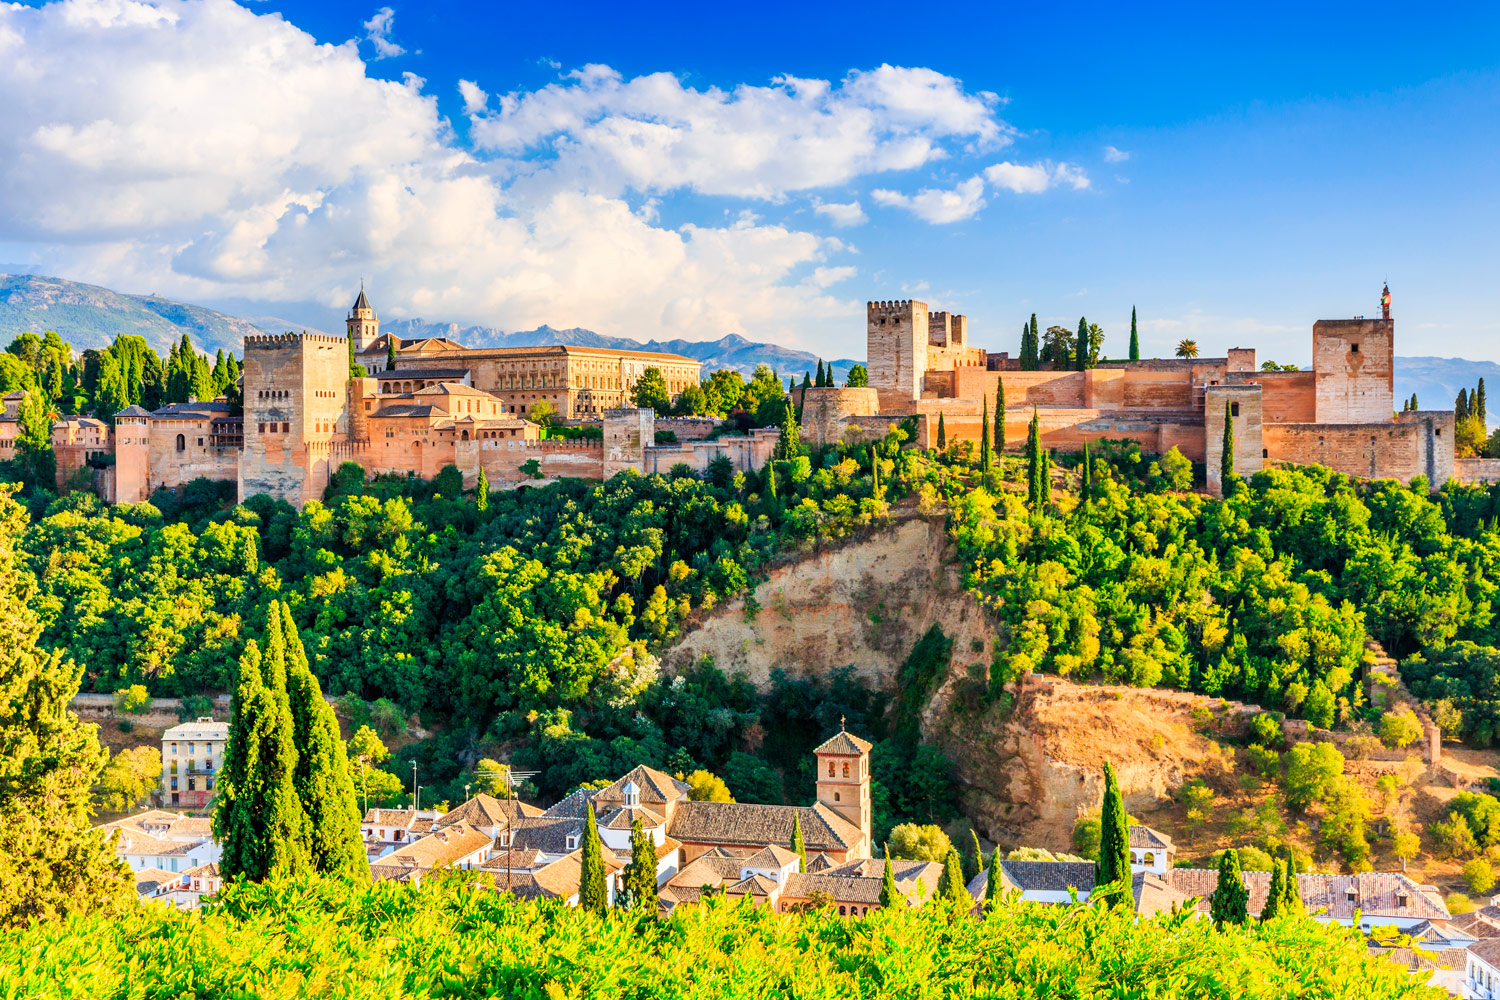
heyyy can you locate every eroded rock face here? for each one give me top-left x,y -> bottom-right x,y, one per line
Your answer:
924,673 -> 1248,847
659,513 -> 994,692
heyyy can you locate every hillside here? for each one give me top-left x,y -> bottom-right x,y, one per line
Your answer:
0,273 -> 266,357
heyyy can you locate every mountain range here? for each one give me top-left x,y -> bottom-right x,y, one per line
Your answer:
0,273 -> 1490,407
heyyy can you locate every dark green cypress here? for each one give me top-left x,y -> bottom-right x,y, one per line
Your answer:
936,848 -> 970,909
1209,848 -> 1250,926
1042,448 -> 1052,504
1260,858 -> 1285,922
985,847 -> 1002,906
280,602 -> 365,879
879,846 -> 904,909
1457,388 -> 1469,420
347,326 -> 357,378
386,337 -> 397,372
1129,306 -> 1139,361
1279,847 -> 1303,915
1094,762 -> 1130,909
1026,407 -> 1042,509
1478,378 -> 1488,422
870,452 -> 881,500
980,397 -> 991,479
814,360 -> 825,387
621,818 -> 657,911
579,804 -> 607,914
476,467 -> 489,512
1076,317 -> 1089,371
936,412 -> 947,451
995,377 -> 1006,454
764,458 -> 778,500
213,633 -> 310,883
777,397 -> 799,459
1221,400 -> 1235,491
964,830 -> 984,885
791,814 -> 807,872
1081,439 -> 1092,502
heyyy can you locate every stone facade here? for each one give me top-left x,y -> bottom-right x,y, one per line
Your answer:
821,294 -> 1455,487
100,290 -> 767,508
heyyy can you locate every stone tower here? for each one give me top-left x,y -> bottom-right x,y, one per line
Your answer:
814,725 -> 873,858
239,332 -> 351,506
347,284 -> 379,351
1312,317 -> 1394,424
867,299 -> 930,405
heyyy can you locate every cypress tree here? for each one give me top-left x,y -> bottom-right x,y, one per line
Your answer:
1094,761 -> 1130,909
578,804 -> 607,913
1260,858 -> 1285,922
226,353 -> 240,388
964,830 -> 984,885
936,412 -> 947,451
1019,322 -> 1031,370
386,337 -> 398,372
1076,317 -> 1089,371
879,847 -> 904,909
814,360 -> 825,387
994,378 -> 1006,454
213,631 -> 310,882
1279,846 -> 1303,915
776,397 -> 799,460
870,453 -> 880,500
0,488 -> 133,927
1457,388 -> 1469,420
621,818 -> 657,911
764,458 -> 778,501
1042,448 -> 1052,504
1081,439 -> 1092,502
1479,378 -> 1488,422
1029,314 -> 1040,370
1410,392 -> 1418,411
791,814 -> 807,872
985,847 -> 1002,906
936,848 -> 970,909
979,397 -> 991,479
1209,848 -> 1249,926
476,467 -> 489,512
801,371 -> 812,391
280,602 -> 365,878
1026,407 -> 1042,509
1220,400 -> 1235,490
1129,306 -> 1139,361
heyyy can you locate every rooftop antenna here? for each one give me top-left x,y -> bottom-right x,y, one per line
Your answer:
475,764 -> 538,893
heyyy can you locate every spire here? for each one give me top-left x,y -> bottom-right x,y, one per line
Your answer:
351,280 -> 372,315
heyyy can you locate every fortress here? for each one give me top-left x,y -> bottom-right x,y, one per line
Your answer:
803,290 -> 1458,493
71,290 -> 772,508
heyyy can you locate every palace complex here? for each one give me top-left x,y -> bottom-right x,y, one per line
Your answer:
802,287 -> 1460,494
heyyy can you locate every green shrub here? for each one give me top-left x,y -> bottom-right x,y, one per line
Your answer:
1464,857 -> 1496,894
113,684 -> 150,715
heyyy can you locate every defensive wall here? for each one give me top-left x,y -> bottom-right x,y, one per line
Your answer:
1456,459 -> 1500,484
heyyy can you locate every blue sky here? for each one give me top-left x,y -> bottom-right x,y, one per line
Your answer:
1,0 -> 1498,363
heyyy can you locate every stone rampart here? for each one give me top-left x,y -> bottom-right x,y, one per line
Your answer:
1456,458 -> 1500,484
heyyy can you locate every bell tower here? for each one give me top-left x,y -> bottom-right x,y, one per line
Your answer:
814,721 -> 873,858
347,282 -> 379,351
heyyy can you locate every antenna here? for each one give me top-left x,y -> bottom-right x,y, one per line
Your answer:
473,764 -> 538,893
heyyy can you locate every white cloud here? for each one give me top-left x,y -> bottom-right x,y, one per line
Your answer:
984,160 -> 1091,194
362,6 -> 404,59
1103,145 -> 1130,163
813,199 -> 868,228
0,0 -> 875,349
871,176 -> 986,224
470,64 -> 1011,200
457,79 -> 488,115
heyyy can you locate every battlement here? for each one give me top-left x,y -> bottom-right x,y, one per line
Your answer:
243,332 -> 348,349
867,299 -> 922,316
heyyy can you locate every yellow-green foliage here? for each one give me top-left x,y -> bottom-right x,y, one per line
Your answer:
0,876 -> 1444,999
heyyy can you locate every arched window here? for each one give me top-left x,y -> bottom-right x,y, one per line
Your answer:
842,762 -> 850,778
1143,852 -> 1155,866
827,762 -> 835,777
175,434 -> 185,452
838,905 -> 846,916
834,792 -> 840,802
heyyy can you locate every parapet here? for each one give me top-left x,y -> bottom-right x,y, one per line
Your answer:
867,299 -> 925,317
243,332 -> 349,349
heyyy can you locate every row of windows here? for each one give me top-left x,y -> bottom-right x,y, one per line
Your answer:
258,423 -> 291,434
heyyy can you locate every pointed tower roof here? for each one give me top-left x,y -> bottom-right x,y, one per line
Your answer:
351,282 -> 373,314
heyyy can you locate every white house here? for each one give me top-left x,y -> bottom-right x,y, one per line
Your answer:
98,810 -> 221,874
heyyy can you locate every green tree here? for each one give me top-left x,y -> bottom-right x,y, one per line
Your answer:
888,823 -> 952,862
985,847 -> 1002,906
1026,407 -> 1043,509
979,397 -> 991,479
936,412 -> 946,451
1176,339 -> 1200,359
1465,857 -> 1495,894
578,804 -> 607,914
935,847 -> 970,909
1220,400 -> 1235,489
994,377 -> 1006,454
475,467 -> 489,513
386,337 -> 398,371
679,770 -> 733,802
814,360 -> 825,388
1075,317 -> 1089,371
776,397 -> 799,460
0,486 -> 131,927
879,848 -> 904,909
1021,314 -> 1039,370
845,364 -> 868,388
631,367 -> 672,413
1379,708 -> 1422,748
93,746 -> 162,814
620,818 -> 657,911
1282,742 -> 1343,812
213,634 -> 310,883
1392,828 -> 1421,872
1129,306 -> 1139,361
1278,847 -> 1303,915
963,829 -> 984,885
1209,848 -> 1250,926
1260,859 -> 1285,921
1095,762 -> 1131,909
279,603 -> 365,878
13,390 -> 56,494
791,814 -> 807,872
1080,439 -> 1092,502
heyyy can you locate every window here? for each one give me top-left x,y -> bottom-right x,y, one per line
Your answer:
834,792 -> 840,802
566,834 -> 579,851
827,762 -> 834,777
842,762 -> 850,778
1262,449 -> 1268,458
1143,852 -> 1155,866
1350,343 -> 1360,354
175,434 -> 185,452
1230,402 -> 1240,417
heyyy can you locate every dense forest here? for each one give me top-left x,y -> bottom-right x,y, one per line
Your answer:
0,874 -> 1441,999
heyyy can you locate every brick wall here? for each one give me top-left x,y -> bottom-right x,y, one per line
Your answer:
241,333 -> 349,506
801,387 -> 880,447
1264,421 -> 1435,483
1227,370 -> 1316,422
1456,458 -> 1500,484
1204,385 -> 1264,496
867,300 -> 927,402
1313,319 -> 1394,423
